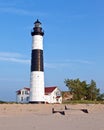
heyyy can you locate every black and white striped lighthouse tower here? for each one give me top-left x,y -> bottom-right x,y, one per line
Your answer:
29,19 -> 45,103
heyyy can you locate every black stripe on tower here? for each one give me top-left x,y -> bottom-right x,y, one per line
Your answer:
31,27 -> 44,36
31,49 -> 44,72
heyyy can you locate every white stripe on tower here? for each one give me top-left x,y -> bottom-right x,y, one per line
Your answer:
29,19 -> 45,103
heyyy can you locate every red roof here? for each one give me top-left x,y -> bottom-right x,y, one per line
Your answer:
24,87 -> 30,91
45,86 -> 56,95
16,87 -> 30,95
16,87 -> 30,92
17,90 -> 21,95
56,96 -> 61,98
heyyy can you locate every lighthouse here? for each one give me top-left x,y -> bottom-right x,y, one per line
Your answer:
29,19 -> 45,103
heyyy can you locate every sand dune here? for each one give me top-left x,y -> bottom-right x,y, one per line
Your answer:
0,104 -> 104,130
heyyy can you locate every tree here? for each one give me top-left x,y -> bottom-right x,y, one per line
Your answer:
64,78 -> 87,100
64,78 -> 101,101
97,93 -> 104,101
86,80 -> 100,100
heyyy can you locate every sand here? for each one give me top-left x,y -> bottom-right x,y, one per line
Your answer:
0,103 -> 104,130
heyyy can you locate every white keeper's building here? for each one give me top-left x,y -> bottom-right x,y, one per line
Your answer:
16,86 -> 62,104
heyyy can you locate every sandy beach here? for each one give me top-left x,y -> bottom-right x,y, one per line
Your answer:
0,104 -> 104,130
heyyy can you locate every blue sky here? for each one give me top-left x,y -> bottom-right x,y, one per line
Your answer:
0,0 -> 104,101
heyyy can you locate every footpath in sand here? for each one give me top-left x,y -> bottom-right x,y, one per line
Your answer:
0,104 -> 104,130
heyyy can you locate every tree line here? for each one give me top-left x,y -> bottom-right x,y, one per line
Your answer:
64,78 -> 104,101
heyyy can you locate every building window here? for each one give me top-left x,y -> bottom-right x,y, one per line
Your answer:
26,96 -> 29,101
22,91 -> 24,95
21,97 -> 23,101
25,91 -> 29,95
56,91 -> 61,97
56,98 -> 59,102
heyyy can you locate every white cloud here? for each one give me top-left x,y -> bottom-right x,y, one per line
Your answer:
44,59 -> 94,69
0,7 -> 47,16
0,52 -> 30,64
0,52 -> 93,67
44,62 -> 69,69
0,7 -> 32,16
0,52 -> 22,58
66,59 -> 93,65
0,1 -> 16,6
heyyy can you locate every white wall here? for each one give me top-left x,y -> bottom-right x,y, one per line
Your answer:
16,89 -> 30,103
44,88 -> 62,104
16,87 -> 62,104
